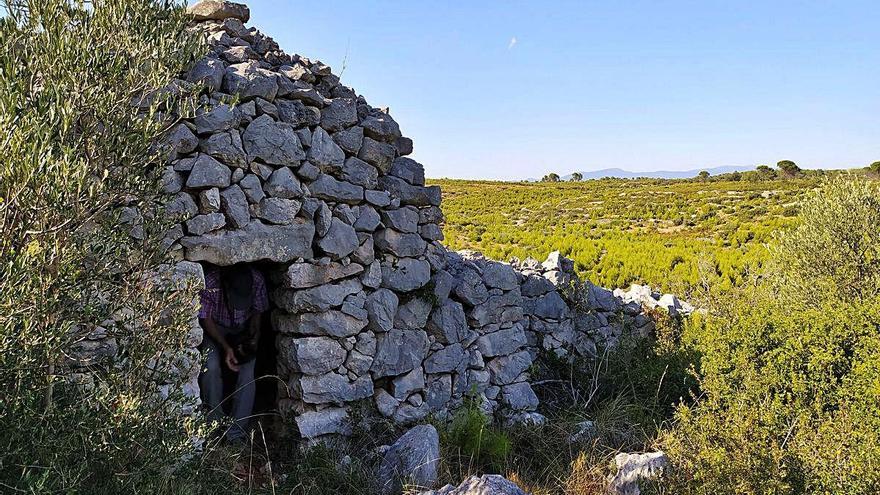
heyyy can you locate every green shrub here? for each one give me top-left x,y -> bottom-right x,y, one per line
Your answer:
661,176 -> 880,494
0,0 -> 205,492
442,398 -> 511,473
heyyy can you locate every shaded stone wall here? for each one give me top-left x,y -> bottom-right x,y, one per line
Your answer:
159,1 -> 691,441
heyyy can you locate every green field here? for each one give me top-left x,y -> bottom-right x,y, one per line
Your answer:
433,177 -> 819,295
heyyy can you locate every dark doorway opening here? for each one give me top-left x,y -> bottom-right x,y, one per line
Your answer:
198,261 -> 283,438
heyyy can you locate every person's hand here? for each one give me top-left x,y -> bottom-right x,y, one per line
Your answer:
224,347 -> 240,372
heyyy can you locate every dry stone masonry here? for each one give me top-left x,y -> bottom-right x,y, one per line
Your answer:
158,0 -> 692,441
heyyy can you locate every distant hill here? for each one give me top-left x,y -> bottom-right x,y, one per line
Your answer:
526,165 -> 754,182
566,165 -> 757,180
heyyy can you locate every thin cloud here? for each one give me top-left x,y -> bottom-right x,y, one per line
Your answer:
508,37 -> 517,50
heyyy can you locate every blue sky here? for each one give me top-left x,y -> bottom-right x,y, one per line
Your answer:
244,1 -> 879,180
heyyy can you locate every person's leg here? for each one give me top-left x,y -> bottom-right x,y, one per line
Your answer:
227,357 -> 256,441
199,337 -> 224,424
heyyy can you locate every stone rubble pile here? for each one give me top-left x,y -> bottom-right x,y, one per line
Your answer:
148,0 -> 693,440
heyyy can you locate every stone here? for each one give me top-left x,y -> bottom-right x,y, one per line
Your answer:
333,126 -> 364,154
590,283 -> 621,312
165,124 -> 198,155
200,130 -> 247,167
281,336 -> 345,375
480,262 -> 519,290
353,205 -> 381,232
425,374 -> 453,411
487,351 -> 532,386
256,197 -> 300,224
393,403 -> 430,425
317,218 -> 359,258
219,184 -> 249,229
468,290 -> 524,327
224,61 -> 279,101
165,192 -> 198,221
276,99 -> 320,128
265,167 -> 304,198
186,56 -> 225,92
308,127 -> 345,171
424,343 -> 466,374
242,114 -> 305,165
198,188 -> 221,213
186,154 -> 231,188
194,104 -> 238,134
375,229 -> 427,257
501,382 -> 538,411
394,297 -> 433,330
389,157 -> 425,186
521,275 -> 555,297
366,288 -> 399,333
372,328 -> 429,378
358,136 -> 396,173
223,44 -> 257,64
238,173 -> 265,203
365,189 -> 392,207
542,251 -> 575,273
426,301 -> 468,344
375,388 -> 400,417
281,79 -> 326,107
180,219 -> 314,265
284,261 -> 363,288
608,452 -> 668,495
381,258 -> 431,292
186,213 -> 226,235
420,224 -> 443,241
379,176 -> 441,207
309,175 -> 364,204
361,113 -> 402,142
339,157 -> 378,189
418,475 -> 527,495
525,291 -> 569,319
315,201 -> 332,236
392,367 -> 425,400
276,278 -> 361,312
295,408 -> 350,439
381,207 -> 419,233
395,136 -> 414,156
300,373 -> 373,404
320,98 -> 358,132
378,425 -> 439,495
275,310 -> 368,338
161,166 -> 184,194
345,349 -> 373,376
187,0 -> 250,22
477,324 -> 527,357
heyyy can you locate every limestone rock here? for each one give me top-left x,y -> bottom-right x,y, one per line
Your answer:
300,373 -> 373,404
281,336 -> 345,375
242,114 -> 305,165
378,425 -> 440,494
608,452 -> 668,495
284,261 -> 363,289
317,218 -> 359,258
381,258 -> 431,292
418,475 -> 527,495
181,220 -> 314,265
372,328 -> 429,378
275,310 -> 367,338
187,0 -> 250,22
186,154 -> 231,188
295,408 -> 350,439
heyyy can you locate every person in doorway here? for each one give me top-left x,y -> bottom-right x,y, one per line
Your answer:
198,264 -> 268,442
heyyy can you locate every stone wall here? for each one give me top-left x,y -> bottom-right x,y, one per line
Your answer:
161,1 -> 691,441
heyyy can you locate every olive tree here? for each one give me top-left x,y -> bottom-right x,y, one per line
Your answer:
0,0 -> 207,491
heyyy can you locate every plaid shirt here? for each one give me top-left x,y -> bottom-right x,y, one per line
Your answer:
198,267 -> 269,328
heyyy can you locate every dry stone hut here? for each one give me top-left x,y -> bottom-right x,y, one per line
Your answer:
160,0 -> 691,442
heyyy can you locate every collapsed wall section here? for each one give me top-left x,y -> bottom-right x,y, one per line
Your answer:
159,1 -> 692,441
